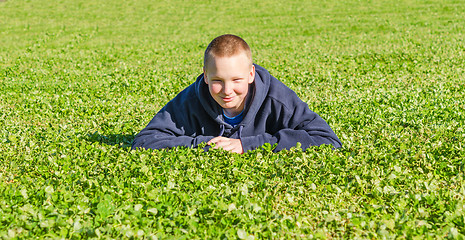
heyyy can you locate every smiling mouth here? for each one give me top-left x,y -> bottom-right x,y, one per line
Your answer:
222,96 -> 235,102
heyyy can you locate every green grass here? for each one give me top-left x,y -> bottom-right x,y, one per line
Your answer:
1,0 -> 465,238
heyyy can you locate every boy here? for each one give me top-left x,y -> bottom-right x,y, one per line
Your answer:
132,34 -> 342,153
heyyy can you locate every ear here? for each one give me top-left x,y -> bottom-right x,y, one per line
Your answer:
203,66 -> 208,84
248,64 -> 255,84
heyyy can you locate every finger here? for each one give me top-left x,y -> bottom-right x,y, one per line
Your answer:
209,140 -> 226,148
208,136 -> 229,144
207,136 -> 223,145
220,144 -> 234,151
212,139 -> 232,147
214,140 -> 232,148
213,140 -> 237,151
222,145 -> 242,154
219,141 -> 242,152
212,143 -> 229,150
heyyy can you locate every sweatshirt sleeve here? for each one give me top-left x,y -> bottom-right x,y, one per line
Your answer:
131,99 -> 215,151
240,100 -> 342,152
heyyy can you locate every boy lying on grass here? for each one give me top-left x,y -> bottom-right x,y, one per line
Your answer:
132,34 -> 341,153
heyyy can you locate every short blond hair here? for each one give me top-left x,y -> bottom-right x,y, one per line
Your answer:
204,34 -> 252,67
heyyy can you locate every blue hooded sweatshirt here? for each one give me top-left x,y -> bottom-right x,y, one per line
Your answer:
132,64 -> 342,152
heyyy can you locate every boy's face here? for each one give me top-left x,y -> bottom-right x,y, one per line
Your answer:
204,53 -> 255,117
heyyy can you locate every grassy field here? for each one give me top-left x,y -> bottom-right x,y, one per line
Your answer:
1,0 -> 465,238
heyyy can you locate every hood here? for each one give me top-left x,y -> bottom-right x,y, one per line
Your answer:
194,64 -> 272,127
195,73 -> 223,124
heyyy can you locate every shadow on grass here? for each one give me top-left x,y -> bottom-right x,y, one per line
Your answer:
84,131 -> 135,150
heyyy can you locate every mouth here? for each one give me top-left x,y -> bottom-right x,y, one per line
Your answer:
222,96 -> 235,102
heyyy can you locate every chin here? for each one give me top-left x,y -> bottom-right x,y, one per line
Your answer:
219,101 -> 232,107
222,105 -> 233,110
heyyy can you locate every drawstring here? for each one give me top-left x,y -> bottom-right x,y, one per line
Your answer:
219,124 -> 243,138
219,124 -> 225,136
238,125 -> 244,139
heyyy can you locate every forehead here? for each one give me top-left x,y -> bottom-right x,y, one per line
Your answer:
205,53 -> 252,73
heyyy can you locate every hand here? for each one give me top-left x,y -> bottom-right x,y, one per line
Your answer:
207,136 -> 244,154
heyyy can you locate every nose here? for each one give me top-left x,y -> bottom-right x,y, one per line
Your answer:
223,82 -> 233,95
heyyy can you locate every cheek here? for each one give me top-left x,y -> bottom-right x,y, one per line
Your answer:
209,83 -> 222,95
236,83 -> 249,95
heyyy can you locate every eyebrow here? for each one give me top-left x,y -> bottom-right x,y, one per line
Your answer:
210,75 -> 244,80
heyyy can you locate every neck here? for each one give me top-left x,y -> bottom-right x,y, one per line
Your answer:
223,107 -> 243,118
